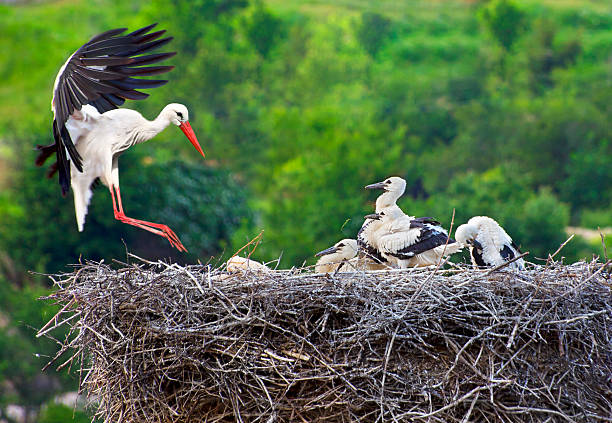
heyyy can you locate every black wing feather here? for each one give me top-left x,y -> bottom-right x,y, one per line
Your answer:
89,96 -> 116,113
499,244 -> 516,261
410,217 -> 442,228
85,27 -> 127,44
390,233 -> 456,259
53,120 -> 71,195
126,23 -> 157,37
108,77 -> 168,90
120,65 -> 175,76
471,244 -> 488,267
44,23 -> 175,191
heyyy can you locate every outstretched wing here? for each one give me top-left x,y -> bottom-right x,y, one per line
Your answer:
43,23 -> 175,195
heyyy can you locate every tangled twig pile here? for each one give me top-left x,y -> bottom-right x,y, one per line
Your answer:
40,258 -> 612,422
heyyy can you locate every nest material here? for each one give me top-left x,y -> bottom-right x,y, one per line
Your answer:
40,259 -> 612,423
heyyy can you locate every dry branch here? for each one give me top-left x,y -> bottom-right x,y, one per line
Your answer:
39,259 -> 612,423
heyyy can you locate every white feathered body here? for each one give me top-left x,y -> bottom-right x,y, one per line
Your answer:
455,216 -> 524,270
377,208 -> 462,268
66,105 -> 174,231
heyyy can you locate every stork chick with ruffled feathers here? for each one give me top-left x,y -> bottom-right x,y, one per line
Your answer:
455,216 -> 525,270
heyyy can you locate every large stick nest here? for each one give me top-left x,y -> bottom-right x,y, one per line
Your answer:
40,258 -> 612,422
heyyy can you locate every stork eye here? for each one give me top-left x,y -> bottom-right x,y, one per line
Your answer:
177,112 -> 184,119
338,243 -> 344,247
385,180 -> 390,183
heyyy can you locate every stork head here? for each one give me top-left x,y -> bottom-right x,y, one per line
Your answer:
455,223 -> 478,245
364,206 -> 402,223
164,103 -> 205,158
315,239 -> 358,260
365,176 -> 406,194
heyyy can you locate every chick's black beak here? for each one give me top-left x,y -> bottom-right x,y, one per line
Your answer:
315,246 -> 338,257
365,181 -> 386,190
364,213 -> 381,220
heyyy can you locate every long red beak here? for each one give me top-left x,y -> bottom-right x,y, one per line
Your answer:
179,121 -> 205,158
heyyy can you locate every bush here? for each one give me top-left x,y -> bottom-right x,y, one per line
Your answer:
246,2 -> 284,58
37,403 -> 90,423
479,0 -> 527,51
355,12 -> 392,57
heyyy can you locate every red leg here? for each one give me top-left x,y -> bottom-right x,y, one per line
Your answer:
109,186 -> 188,252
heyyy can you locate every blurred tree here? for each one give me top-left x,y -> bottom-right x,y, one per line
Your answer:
0,281 -> 77,411
518,188 -> 572,260
245,1 -> 284,58
145,0 -> 249,54
355,12 -> 392,57
559,140 -> 612,210
527,19 -> 582,94
131,159 -> 253,259
511,96 -> 609,191
37,403 -> 91,423
479,0 -> 527,52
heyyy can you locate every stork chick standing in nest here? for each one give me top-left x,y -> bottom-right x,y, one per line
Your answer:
357,176 -> 407,267
361,176 -> 462,268
367,206 -> 462,268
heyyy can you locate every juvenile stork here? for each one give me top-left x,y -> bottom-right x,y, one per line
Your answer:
367,207 -> 463,268
35,24 -> 205,252
357,176 -> 407,266
315,239 -> 359,273
455,216 -> 525,270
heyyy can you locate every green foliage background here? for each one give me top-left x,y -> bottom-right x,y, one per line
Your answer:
0,0 -> 611,419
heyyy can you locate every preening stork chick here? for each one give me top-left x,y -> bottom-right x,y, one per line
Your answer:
368,207 -> 463,268
315,239 -> 359,273
455,216 -> 525,270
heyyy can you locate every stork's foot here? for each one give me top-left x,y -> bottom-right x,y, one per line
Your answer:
115,212 -> 188,252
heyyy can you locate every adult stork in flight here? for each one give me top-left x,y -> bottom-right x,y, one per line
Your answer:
365,206 -> 463,268
35,23 -> 205,252
455,216 -> 525,270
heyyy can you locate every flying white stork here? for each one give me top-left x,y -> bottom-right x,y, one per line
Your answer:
366,206 -> 463,268
35,23 -> 205,252
455,216 -> 525,270
357,176 -> 407,266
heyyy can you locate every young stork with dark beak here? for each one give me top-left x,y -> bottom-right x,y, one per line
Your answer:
35,24 -> 206,252
315,239 -> 359,273
455,216 -> 525,270
357,176 -> 407,266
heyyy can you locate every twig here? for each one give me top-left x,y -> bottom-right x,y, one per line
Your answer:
547,234 -> 575,265
484,251 -> 529,276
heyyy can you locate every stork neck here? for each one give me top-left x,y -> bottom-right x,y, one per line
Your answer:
133,113 -> 172,144
375,191 -> 401,212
